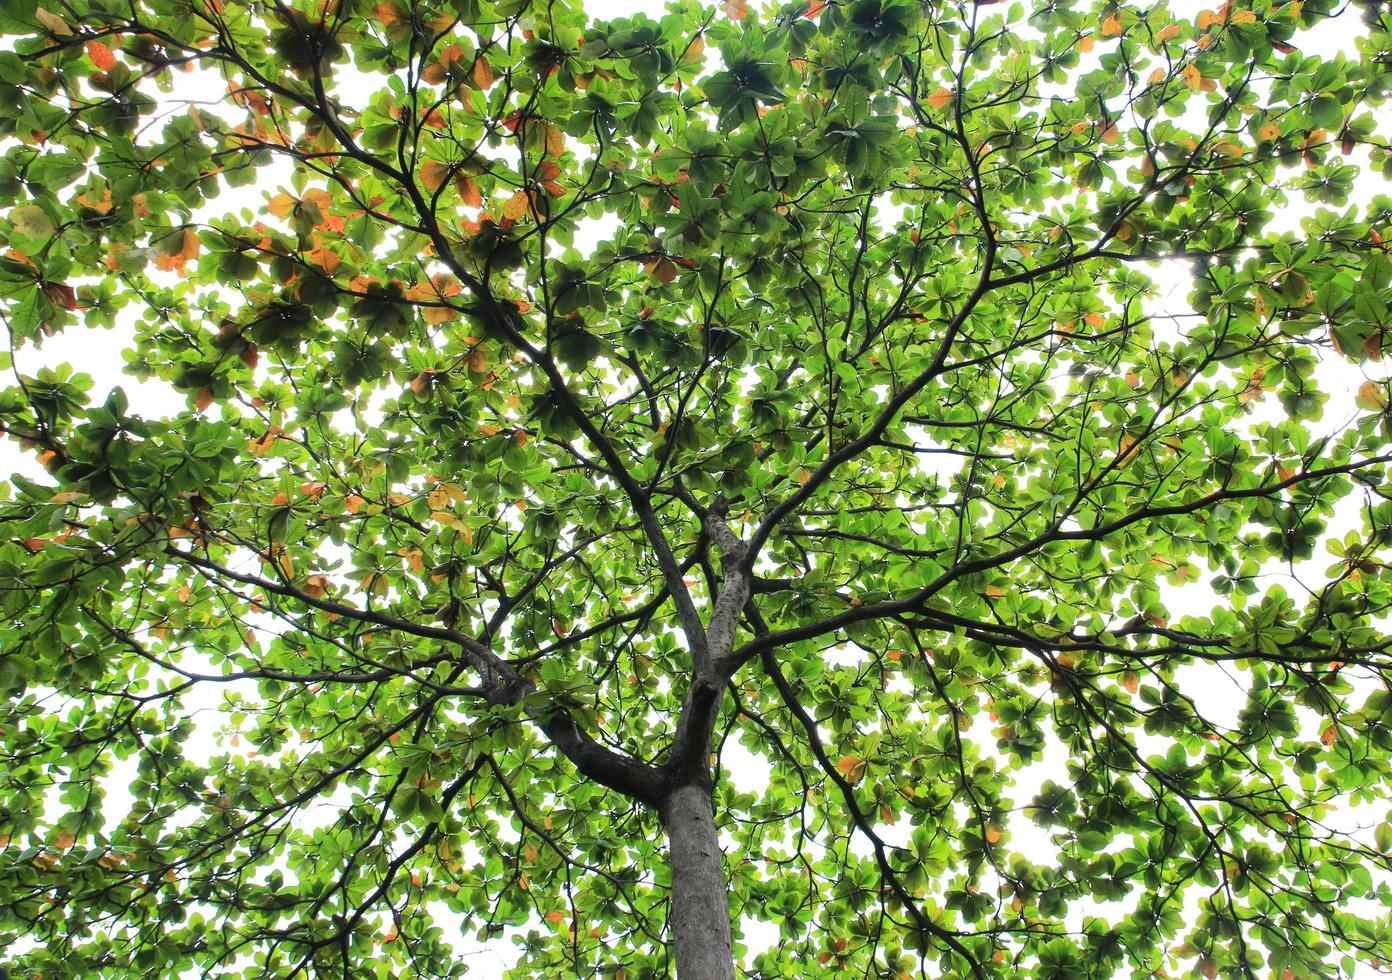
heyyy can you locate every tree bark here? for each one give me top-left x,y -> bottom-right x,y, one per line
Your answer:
664,782 -> 736,980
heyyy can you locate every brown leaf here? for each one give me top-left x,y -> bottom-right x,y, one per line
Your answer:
650,256 -> 678,284
42,282 -> 78,310
456,173 -> 482,208
420,160 -> 451,192
723,0 -> 748,19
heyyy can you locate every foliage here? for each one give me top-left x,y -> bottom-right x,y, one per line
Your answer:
2,0 -> 1392,975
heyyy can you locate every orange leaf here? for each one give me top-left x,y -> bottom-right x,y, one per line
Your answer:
1101,13 -> 1122,35
835,756 -> 867,783
1121,670 -> 1139,694
472,56 -> 495,89
1321,724 -> 1338,747
984,824 -> 1002,844
927,87 -> 955,110
52,830 -> 77,849
87,40 -> 117,71
373,0 -> 406,25
267,193 -> 297,219
723,0 -> 748,19
501,190 -> 530,221
545,124 -> 565,158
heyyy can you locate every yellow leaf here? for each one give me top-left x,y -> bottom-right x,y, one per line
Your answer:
1231,9 -> 1257,23
1083,311 -> 1106,328
1156,23 -> 1181,41
34,7 -> 72,35
1079,34 -> 1095,52
1182,63 -> 1203,90
984,585 -> 1006,599
1117,432 -> 1141,464
1356,380 -> 1388,411
1257,122 -> 1281,141
682,34 -> 706,65
1122,670 -> 1139,694
927,87 -> 955,111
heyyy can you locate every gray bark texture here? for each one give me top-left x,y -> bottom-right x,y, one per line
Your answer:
664,782 -> 736,980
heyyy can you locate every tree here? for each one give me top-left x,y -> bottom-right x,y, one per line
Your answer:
2,0 -> 1392,974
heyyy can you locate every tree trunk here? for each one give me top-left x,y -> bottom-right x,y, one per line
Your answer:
664,782 -> 736,980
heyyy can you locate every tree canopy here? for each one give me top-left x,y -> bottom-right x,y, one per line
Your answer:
3,0 -> 1392,975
